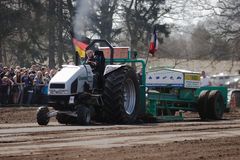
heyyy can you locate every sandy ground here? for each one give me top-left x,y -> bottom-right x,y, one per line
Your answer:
0,107 -> 240,160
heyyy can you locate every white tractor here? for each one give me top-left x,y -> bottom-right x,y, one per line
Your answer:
36,40 -> 140,125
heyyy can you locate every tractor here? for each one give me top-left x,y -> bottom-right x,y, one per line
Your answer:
37,40 -> 141,125
37,39 -> 227,125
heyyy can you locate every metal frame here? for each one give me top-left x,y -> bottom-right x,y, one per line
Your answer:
86,39 -> 114,64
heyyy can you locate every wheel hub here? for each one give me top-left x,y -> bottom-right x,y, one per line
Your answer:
123,79 -> 136,115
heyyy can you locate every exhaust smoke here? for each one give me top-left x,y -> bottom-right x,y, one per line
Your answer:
72,0 -> 91,39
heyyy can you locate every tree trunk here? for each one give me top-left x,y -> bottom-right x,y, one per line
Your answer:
0,40 -> 2,63
67,0 -> 74,18
48,0 -> 56,68
130,37 -> 138,70
3,46 -> 7,65
57,0 -> 64,67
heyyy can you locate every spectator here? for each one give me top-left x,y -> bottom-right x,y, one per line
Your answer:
9,66 -> 15,78
0,63 -> 3,76
4,71 -> 15,104
200,71 -> 211,87
26,73 -> 35,105
1,76 -> 14,104
0,76 -> 2,105
15,65 -> 21,70
34,71 -> 45,86
1,66 -> 8,78
44,71 -> 51,84
0,64 -> 57,105
41,67 -> 47,74
34,71 -> 45,104
42,71 -> 50,104
49,69 -> 56,79
21,70 -> 32,104
12,70 -> 23,104
30,64 -> 36,74
35,64 -> 40,72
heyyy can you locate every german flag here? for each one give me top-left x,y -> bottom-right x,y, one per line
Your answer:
72,38 -> 88,58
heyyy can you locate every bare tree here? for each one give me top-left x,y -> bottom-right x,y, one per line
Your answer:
122,0 -> 170,54
190,24 -> 212,59
213,0 -> 240,60
88,0 -> 121,43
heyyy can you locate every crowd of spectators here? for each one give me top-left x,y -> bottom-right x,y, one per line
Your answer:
0,63 -> 57,106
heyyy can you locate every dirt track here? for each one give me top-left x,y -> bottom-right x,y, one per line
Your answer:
1,107 -> 240,160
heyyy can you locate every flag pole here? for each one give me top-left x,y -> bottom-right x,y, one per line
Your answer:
146,51 -> 150,66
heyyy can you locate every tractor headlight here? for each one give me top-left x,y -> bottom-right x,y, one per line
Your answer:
61,90 -> 69,95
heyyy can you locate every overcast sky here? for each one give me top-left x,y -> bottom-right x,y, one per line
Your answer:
163,0 -> 219,35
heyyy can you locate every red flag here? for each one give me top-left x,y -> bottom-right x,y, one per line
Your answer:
149,26 -> 158,55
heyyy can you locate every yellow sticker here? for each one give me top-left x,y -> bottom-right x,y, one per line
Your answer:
185,74 -> 200,81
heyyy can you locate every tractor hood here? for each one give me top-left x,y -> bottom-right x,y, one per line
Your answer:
48,65 -> 93,95
50,65 -> 82,83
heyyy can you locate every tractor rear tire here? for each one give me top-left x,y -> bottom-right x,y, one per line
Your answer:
197,90 -> 210,120
76,106 -> 91,125
208,90 -> 225,120
103,66 -> 140,124
37,106 -> 50,125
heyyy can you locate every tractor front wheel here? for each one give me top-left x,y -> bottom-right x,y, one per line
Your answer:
76,106 -> 91,125
36,106 -> 50,125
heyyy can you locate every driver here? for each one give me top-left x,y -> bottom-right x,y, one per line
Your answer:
86,50 -> 97,69
86,50 -> 100,90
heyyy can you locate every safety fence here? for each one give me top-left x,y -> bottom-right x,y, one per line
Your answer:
0,84 -> 48,106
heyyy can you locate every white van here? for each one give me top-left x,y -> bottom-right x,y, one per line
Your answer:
210,74 -> 240,86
